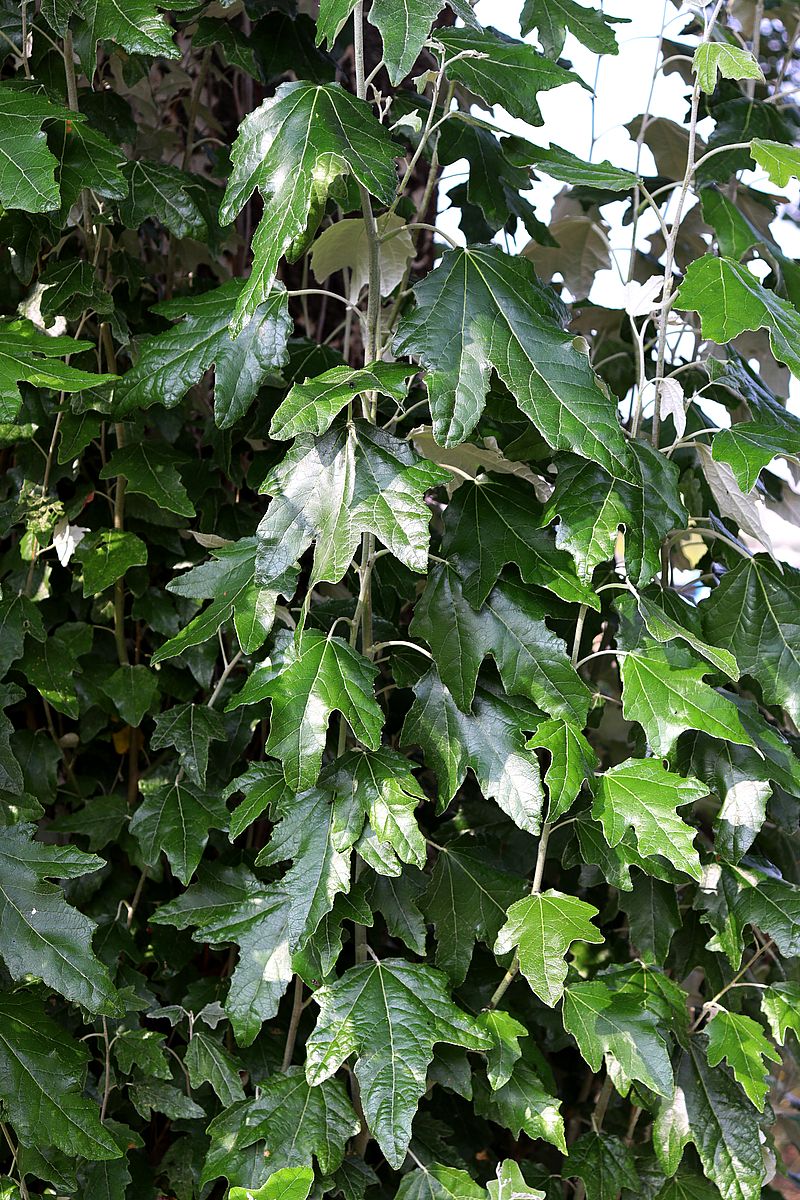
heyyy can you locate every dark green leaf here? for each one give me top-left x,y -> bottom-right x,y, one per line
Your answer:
565,1133 -> 638,1200
411,563 -> 591,722
99,443 -> 195,517
440,477 -> 599,609
402,670 -> 545,834
423,844 -> 526,984
117,280 -> 291,427
0,825 -> 121,1013
394,245 -> 632,474
0,991 -> 121,1160
271,362 -> 412,440
653,1040 -> 765,1200
150,704 -> 226,788
305,958 -> 491,1167
129,775 -> 228,883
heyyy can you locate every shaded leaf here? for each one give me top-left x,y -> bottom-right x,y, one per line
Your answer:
117,280 -> 291,428
410,563 -> 591,722
402,670 -> 545,834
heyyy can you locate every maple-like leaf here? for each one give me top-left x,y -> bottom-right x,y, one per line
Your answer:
305,958 -> 491,1167
394,245 -> 632,474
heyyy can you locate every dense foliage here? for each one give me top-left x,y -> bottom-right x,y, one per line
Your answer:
2,0 -> 800,1197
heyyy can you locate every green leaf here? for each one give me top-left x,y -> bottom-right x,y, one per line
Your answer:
100,664 -> 158,726
563,978 -> 673,1096
367,871 -> 426,953
702,556 -> 800,723
542,443 -> 686,587
229,1165 -> 315,1200
437,27 -> 583,125
0,86 -> 64,213
410,564 -> 591,722
712,420 -> 800,491
99,443 -> 195,517
695,863 -> 747,967
157,772 -> 357,1044
423,844 -> 526,984
19,636 -> 80,717
113,1029 -> 170,1080
677,695 -> 800,860
575,814 -> 683,892
620,643 -> 755,757
494,890 -> 603,1006
150,703 -> 226,788
0,318 -> 117,421
370,0 -> 453,83
622,874 -> 680,965
706,351 -> 800,487
733,871 -> 800,956
155,538 -> 296,662
271,362 -> 412,440
73,0 -> 179,68
256,419 -> 449,584
129,1080 -> 204,1121
527,718 -> 597,821
50,795 -> 128,853
396,1164 -> 486,1200
520,0 -> 624,58
475,1058 -> 566,1151
326,746 -> 427,873
706,1010 -> 778,1109
203,1070 -> 358,1188
750,138 -> 800,187
255,779 -> 355,944
440,477 -> 599,610
592,758 -> 706,881
489,1160 -> 545,1200
655,1169 -> 725,1200
675,255 -> 800,379
0,825 -> 121,1013
152,864 -> 301,1045
239,631 -> 383,790
0,991 -> 121,1160
761,982 -> 800,1047
129,775 -> 229,884
220,82 -> 398,332
55,118 -> 127,208
634,590 -> 738,679
517,143 -> 638,190
693,44 -> 763,93
565,1132 -> 638,1200
700,188 -> 762,262
118,160 -> 208,239
117,280 -> 291,427
394,245 -> 632,475
0,593 -> 45,677
39,258 -> 112,320
78,530 -> 148,597
476,1010 -> 527,1090
305,958 -> 491,1167
653,1039 -> 765,1200
185,1031 -> 246,1106
402,670 -> 545,834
